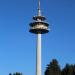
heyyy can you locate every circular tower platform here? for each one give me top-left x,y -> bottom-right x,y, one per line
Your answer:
29,16 -> 49,34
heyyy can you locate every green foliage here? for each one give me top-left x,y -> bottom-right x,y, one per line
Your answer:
9,72 -> 22,75
62,64 -> 75,75
45,59 -> 75,75
45,59 -> 61,75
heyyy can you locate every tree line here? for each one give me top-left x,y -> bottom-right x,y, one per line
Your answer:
9,59 -> 75,75
45,59 -> 75,75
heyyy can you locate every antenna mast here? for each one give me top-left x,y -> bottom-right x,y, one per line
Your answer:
38,0 -> 41,16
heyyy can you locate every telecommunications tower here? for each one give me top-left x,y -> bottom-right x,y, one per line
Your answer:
29,0 -> 49,75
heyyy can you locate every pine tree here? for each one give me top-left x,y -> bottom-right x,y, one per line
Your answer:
13,72 -> 22,75
45,59 -> 61,75
62,64 -> 74,75
9,72 -> 22,75
73,64 -> 75,75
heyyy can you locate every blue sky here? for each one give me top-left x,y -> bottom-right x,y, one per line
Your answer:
0,0 -> 75,75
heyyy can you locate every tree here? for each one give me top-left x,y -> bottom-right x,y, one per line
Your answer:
61,64 -> 74,75
9,72 -> 22,75
9,73 -> 12,75
73,65 -> 75,75
45,59 -> 61,75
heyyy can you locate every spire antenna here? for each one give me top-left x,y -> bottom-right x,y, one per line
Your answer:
38,0 -> 41,16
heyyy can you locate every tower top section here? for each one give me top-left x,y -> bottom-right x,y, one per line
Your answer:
33,0 -> 46,21
29,0 -> 49,34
